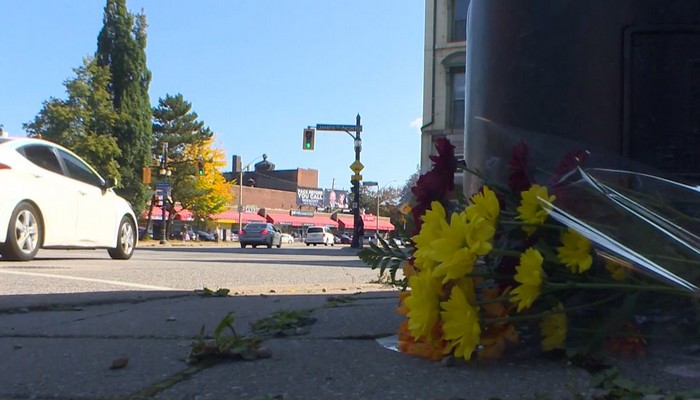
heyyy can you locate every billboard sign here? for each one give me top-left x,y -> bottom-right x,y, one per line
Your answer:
324,189 -> 349,209
296,187 -> 324,208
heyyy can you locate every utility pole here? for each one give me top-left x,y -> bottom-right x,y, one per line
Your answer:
351,114 -> 363,248
307,115 -> 364,248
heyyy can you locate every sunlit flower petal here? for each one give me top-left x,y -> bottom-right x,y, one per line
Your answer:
540,303 -> 567,351
510,248 -> 544,312
517,184 -> 556,235
557,229 -> 593,273
404,270 -> 443,340
605,261 -> 628,281
412,201 -> 450,273
466,217 -> 495,256
440,286 -> 481,361
466,186 -> 500,226
432,248 -> 477,284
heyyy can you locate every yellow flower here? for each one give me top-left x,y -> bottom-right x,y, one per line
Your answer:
412,201 -> 449,272
517,184 -> 556,235
429,211 -> 478,283
404,269 -> 443,340
466,186 -> 500,226
605,261 -> 628,281
440,286 -> 481,361
540,304 -> 567,351
557,229 -> 593,273
510,248 -> 544,312
465,217 -> 495,256
432,248 -> 477,284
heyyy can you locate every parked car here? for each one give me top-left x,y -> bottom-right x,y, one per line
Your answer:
0,136 -> 137,261
239,222 -> 282,248
138,227 -> 153,240
280,233 -> 294,244
305,226 -> 334,246
338,234 -> 352,244
170,228 -> 197,241
363,235 -> 378,246
196,231 -> 217,242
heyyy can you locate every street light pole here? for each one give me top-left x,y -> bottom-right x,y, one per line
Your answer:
362,181 -> 379,235
158,142 -> 171,244
363,180 -> 397,237
351,114 -> 363,249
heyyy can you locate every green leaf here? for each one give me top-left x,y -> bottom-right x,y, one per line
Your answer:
214,312 -> 236,340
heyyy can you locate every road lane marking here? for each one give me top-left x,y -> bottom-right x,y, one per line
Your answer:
0,269 -> 178,291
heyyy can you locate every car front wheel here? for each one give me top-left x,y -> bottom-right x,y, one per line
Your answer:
1,202 -> 42,261
108,216 -> 136,260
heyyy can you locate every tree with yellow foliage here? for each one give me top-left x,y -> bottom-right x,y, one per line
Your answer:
183,136 -> 234,222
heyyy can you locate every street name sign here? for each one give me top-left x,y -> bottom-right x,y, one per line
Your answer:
316,124 -> 362,132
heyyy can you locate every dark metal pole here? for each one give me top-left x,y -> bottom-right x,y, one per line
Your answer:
351,114 -> 363,249
159,143 -> 168,244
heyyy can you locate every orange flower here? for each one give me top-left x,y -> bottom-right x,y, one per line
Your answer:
478,286 -> 519,360
603,322 -> 646,357
397,320 -> 447,361
479,323 -> 519,360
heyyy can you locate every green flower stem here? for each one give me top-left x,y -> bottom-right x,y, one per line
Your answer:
472,295 -> 513,305
489,248 -> 523,258
651,254 -> 700,266
545,281 -> 693,296
498,220 -> 568,232
483,293 -> 622,325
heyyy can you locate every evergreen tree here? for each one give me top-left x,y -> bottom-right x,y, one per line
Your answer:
96,0 -> 153,210
150,94 -> 215,228
24,58 -> 122,181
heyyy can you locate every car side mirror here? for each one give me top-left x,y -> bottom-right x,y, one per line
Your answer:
103,177 -> 118,189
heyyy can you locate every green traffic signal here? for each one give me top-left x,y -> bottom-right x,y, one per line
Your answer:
197,161 -> 204,175
303,129 -> 315,150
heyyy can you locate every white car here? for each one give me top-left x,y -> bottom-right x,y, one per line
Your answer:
280,233 -> 294,244
0,137 -> 137,261
305,226 -> 334,246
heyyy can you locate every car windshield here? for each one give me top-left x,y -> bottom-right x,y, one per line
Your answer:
244,223 -> 266,230
307,227 -> 323,233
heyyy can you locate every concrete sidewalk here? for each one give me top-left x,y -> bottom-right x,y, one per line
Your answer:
1,289 -> 699,400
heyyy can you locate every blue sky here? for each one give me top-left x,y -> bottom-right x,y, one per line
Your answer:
0,0 -> 424,192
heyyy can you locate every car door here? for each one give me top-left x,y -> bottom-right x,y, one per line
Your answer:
19,144 -> 80,245
270,224 -> 282,245
57,149 -> 115,245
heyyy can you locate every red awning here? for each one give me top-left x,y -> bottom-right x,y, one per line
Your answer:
174,209 -> 194,221
211,210 -> 265,224
361,215 -> 395,231
335,215 -> 355,230
142,205 -> 193,221
335,214 -> 394,231
265,212 -> 338,228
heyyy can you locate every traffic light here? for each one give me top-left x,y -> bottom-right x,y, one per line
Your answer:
142,166 -> 152,184
303,128 -> 315,150
197,161 -> 204,175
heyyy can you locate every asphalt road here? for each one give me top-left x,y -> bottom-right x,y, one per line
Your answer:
0,242 -> 391,297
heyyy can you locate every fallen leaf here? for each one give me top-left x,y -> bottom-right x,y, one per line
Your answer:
109,357 -> 129,370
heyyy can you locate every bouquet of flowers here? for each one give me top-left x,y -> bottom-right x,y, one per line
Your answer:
359,133 -> 700,362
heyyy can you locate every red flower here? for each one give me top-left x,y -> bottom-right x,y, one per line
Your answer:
411,137 -> 457,234
508,140 -> 532,194
550,149 -> 588,186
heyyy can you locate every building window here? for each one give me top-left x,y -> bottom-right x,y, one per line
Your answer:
450,0 -> 469,42
450,67 -> 465,128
